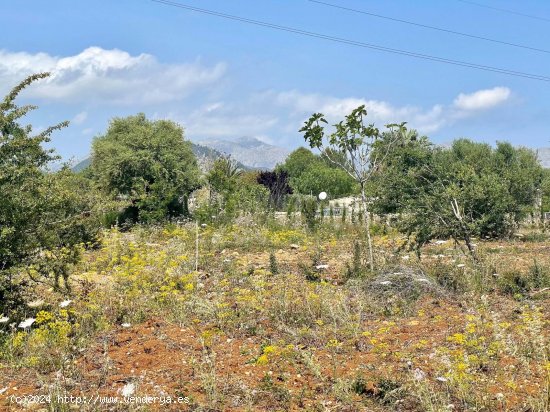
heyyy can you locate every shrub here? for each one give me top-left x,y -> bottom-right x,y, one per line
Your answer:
269,252 -> 279,275
498,271 -> 530,296
345,240 -> 364,279
301,196 -> 318,230
529,259 -> 550,289
1,73 -> 105,316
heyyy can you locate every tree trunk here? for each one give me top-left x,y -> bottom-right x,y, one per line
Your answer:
360,183 -> 374,271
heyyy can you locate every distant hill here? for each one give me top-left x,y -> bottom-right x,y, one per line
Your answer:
72,157 -> 91,172
536,148 -> 550,168
69,143 -> 550,173
71,142 -> 249,173
190,142 -> 250,172
196,136 -> 290,170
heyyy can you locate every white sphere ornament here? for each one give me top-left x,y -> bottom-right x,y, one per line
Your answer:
318,192 -> 327,200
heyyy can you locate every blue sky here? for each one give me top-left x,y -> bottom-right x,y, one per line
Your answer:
1,0 -> 550,161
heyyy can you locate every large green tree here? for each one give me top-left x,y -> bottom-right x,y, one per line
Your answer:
279,147 -> 318,178
375,137 -> 543,255
278,147 -> 358,198
91,114 -> 200,223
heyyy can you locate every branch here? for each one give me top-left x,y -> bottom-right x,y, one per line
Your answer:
319,150 -> 358,181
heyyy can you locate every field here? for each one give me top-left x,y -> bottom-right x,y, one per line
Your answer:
1,218 -> 549,411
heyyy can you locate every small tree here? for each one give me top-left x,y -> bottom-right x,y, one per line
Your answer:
301,195 -> 318,230
257,170 -> 293,209
207,155 -> 243,220
541,169 -> 550,219
299,105 -> 404,270
208,156 -> 242,194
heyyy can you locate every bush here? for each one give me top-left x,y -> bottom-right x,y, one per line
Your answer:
269,252 -> 279,275
345,240 -> 364,279
498,271 -> 530,297
497,261 -> 550,297
301,196 -> 318,230
529,260 -> 550,289
0,74 -> 105,316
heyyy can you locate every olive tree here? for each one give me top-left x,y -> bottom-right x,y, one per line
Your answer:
375,138 -> 543,257
91,114 -> 200,223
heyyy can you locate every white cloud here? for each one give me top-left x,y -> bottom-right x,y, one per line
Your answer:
72,111 -> 87,125
271,87 -> 511,135
184,108 -> 278,138
453,87 -> 511,111
204,102 -> 224,113
0,45 -> 513,149
272,90 -> 444,133
164,85 -> 512,144
0,47 -> 226,105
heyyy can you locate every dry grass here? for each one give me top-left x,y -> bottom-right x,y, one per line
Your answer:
1,220 -> 549,411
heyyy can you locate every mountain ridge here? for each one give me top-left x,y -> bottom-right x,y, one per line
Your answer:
536,147 -> 550,168
69,141 -> 550,172
196,136 -> 290,170
71,142 -> 250,173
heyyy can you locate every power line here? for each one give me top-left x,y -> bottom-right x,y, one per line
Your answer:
308,0 -> 550,54
150,0 -> 550,82
456,0 -> 550,23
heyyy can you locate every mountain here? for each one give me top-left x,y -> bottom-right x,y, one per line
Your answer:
196,136 -> 290,170
69,143 -> 550,173
72,157 -> 91,172
191,142 -> 249,171
71,142 -> 249,173
536,148 -> 550,168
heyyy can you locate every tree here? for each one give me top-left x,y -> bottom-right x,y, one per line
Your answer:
299,105 -> 404,270
371,129 -> 432,215
1,73 -> 103,315
90,114 -> 200,223
375,138 -> 543,256
257,170 -> 293,209
278,147 -> 358,198
493,142 -> 543,224
292,163 -> 357,198
207,155 -> 243,199
205,156 -> 243,221
278,147 -> 318,178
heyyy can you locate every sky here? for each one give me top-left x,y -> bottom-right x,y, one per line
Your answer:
1,0 -> 550,162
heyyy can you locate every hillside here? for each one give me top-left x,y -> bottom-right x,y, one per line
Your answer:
196,136 -> 290,170
70,144 -> 550,173
71,142 -> 249,173
536,147 -> 550,168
